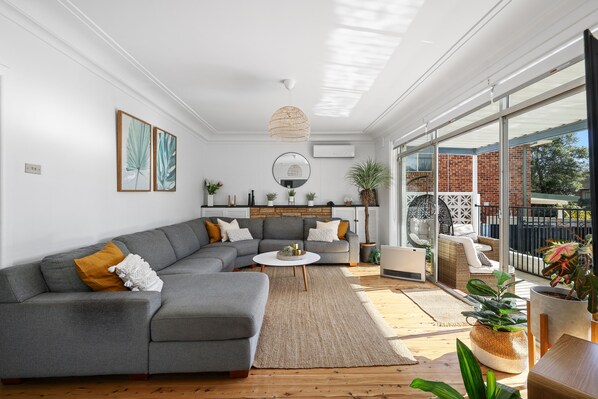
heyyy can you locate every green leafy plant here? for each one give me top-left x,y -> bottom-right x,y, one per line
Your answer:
281,245 -> 294,255
369,248 -> 381,265
306,192 -> 316,201
204,179 -> 223,195
410,339 -> 521,399
538,234 -> 597,315
462,270 -> 527,332
126,118 -> 151,189
288,189 -> 296,197
155,132 -> 176,190
266,192 -> 278,201
346,158 -> 391,243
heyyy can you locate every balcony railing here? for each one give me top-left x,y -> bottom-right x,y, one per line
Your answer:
477,205 -> 591,276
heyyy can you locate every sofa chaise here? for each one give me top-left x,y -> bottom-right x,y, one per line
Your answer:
0,216 -> 357,383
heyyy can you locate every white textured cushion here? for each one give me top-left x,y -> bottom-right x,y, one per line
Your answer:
217,218 -> 239,242
473,243 -> 493,252
108,254 -> 163,292
316,220 -> 340,241
410,218 -> 432,240
439,233 -> 482,268
468,262 -> 515,275
307,228 -> 337,242
227,228 -> 253,242
453,223 -> 478,242
409,232 -> 430,246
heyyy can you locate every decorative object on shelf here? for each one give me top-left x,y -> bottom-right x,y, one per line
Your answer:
227,195 -> 237,207
306,192 -> 316,207
344,197 -> 353,206
288,188 -> 296,205
251,190 -> 255,206
410,339 -> 522,399
461,270 -> 527,374
204,179 -> 222,207
266,192 -> 277,206
272,152 -> 311,188
153,127 -> 176,192
268,79 -> 310,142
117,110 -> 151,192
530,236 -> 596,346
346,158 -> 391,262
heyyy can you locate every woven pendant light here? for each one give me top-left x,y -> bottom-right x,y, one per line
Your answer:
268,79 -> 311,141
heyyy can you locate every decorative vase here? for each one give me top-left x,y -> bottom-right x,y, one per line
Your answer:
469,323 -> 527,374
359,243 -> 376,263
308,200 -> 314,207
207,194 -> 214,207
530,286 -> 591,345
288,196 -> 295,205
267,200 -> 274,207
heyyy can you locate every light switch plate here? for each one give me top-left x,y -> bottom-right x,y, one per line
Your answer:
25,163 -> 41,175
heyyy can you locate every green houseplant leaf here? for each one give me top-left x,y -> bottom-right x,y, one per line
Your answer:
126,118 -> 151,189
409,378 -> 464,399
156,131 -> 176,190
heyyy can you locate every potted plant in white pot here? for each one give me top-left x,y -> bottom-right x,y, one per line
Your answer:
531,235 -> 597,345
462,270 -> 528,374
306,192 -> 316,206
288,189 -> 296,205
266,192 -> 277,206
346,158 -> 391,262
204,179 -> 222,207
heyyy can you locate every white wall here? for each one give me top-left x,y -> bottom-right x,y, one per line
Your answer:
0,19 -> 208,266
373,137 -> 396,247
204,141 -> 375,207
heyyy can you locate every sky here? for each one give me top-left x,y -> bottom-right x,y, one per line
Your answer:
575,129 -> 589,147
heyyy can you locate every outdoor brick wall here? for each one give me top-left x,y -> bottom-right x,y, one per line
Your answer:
250,206 -> 332,219
406,171 -> 434,192
438,154 -> 473,192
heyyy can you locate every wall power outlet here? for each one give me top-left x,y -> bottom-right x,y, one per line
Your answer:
25,163 -> 41,175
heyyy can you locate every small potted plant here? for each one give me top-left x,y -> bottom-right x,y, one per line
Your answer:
266,192 -> 277,206
531,235 -> 597,345
306,192 -> 316,206
288,188 -> 296,205
346,158 -> 391,262
461,271 -> 527,374
204,179 -> 222,207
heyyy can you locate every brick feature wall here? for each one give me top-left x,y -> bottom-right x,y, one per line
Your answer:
438,154 -> 473,192
250,207 -> 332,219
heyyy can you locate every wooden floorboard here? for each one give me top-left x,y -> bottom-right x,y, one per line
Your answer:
0,265 -> 528,398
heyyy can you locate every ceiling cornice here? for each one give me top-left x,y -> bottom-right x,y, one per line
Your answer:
208,131 -> 374,144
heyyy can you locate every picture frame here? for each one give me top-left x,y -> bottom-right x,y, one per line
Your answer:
117,110 -> 152,192
153,127 -> 177,192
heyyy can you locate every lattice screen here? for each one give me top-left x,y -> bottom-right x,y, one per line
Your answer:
406,192 -> 474,224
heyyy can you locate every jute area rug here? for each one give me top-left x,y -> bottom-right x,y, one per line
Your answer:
401,288 -> 472,327
244,266 -> 417,368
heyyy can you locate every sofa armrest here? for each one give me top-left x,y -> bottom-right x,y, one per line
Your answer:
0,291 -> 161,379
478,236 -> 499,261
345,231 -> 359,264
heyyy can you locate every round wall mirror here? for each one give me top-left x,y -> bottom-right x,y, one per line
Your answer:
272,152 -> 311,188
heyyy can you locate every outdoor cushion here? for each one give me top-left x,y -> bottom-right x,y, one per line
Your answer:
184,218 -> 211,246
152,272 -> 269,341
263,217 -> 303,240
40,242 -> 127,292
187,246 -> 237,271
259,239 -> 304,253
304,239 -> 349,253
158,223 -> 200,259
410,218 -> 432,240
205,239 -> 260,257
157,257 -> 223,275
469,263 -> 515,274
439,233 -> 482,268
473,243 -> 493,253
113,230 -> 177,272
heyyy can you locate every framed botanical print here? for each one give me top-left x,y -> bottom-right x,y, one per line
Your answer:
117,110 -> 152,192
153,127 -> 177,191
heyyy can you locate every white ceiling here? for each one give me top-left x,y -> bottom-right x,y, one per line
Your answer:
8,0 -> 598,140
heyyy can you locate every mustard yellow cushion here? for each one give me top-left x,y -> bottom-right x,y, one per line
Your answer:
74,242 -> 127,292
325,219 -> 350,239
205,220 -> 222,243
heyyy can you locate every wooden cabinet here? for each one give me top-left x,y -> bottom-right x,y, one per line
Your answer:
332,207 -> 378,244
201,207 -> 250,218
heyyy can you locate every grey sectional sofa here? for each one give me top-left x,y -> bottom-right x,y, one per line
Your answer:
0,216 -> 357,383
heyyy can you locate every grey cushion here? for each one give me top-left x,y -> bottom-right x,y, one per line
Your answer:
304,239 -> 349,253
152,272 -> 269,341
187,247 -> 237,272
157,257 -> 223,275
0,262 -> 47,303
263,217 -> 303,240
213,217 -> 263,239
259,239 -> 304,253
40,243 -> 104,292
205,239 -> 260,257
303,217 -> 341,240
185,218 -> 210,246
113,230 -> 176,271
158,223 -> 200,260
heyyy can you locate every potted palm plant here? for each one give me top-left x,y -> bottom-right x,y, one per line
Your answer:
346,158 -> 391,262
462,271 -> 527,374
531,235 -> 597,345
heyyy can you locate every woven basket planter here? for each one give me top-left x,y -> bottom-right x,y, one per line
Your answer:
470,323 -> 527,374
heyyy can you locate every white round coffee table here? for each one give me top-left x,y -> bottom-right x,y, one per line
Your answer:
253,251 -> 320,291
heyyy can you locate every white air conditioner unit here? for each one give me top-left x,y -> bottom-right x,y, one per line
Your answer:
379,245 -> 426,282
312,144 -> 355,158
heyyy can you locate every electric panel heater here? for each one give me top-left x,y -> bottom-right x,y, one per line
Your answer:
379,245 -> 426,282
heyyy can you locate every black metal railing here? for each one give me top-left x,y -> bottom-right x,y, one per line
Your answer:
477,205 -> 592,276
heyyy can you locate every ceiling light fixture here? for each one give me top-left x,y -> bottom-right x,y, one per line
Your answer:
268,79 -> 311,141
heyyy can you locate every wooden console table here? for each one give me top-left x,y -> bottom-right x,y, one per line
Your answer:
527,334 -> 598,399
